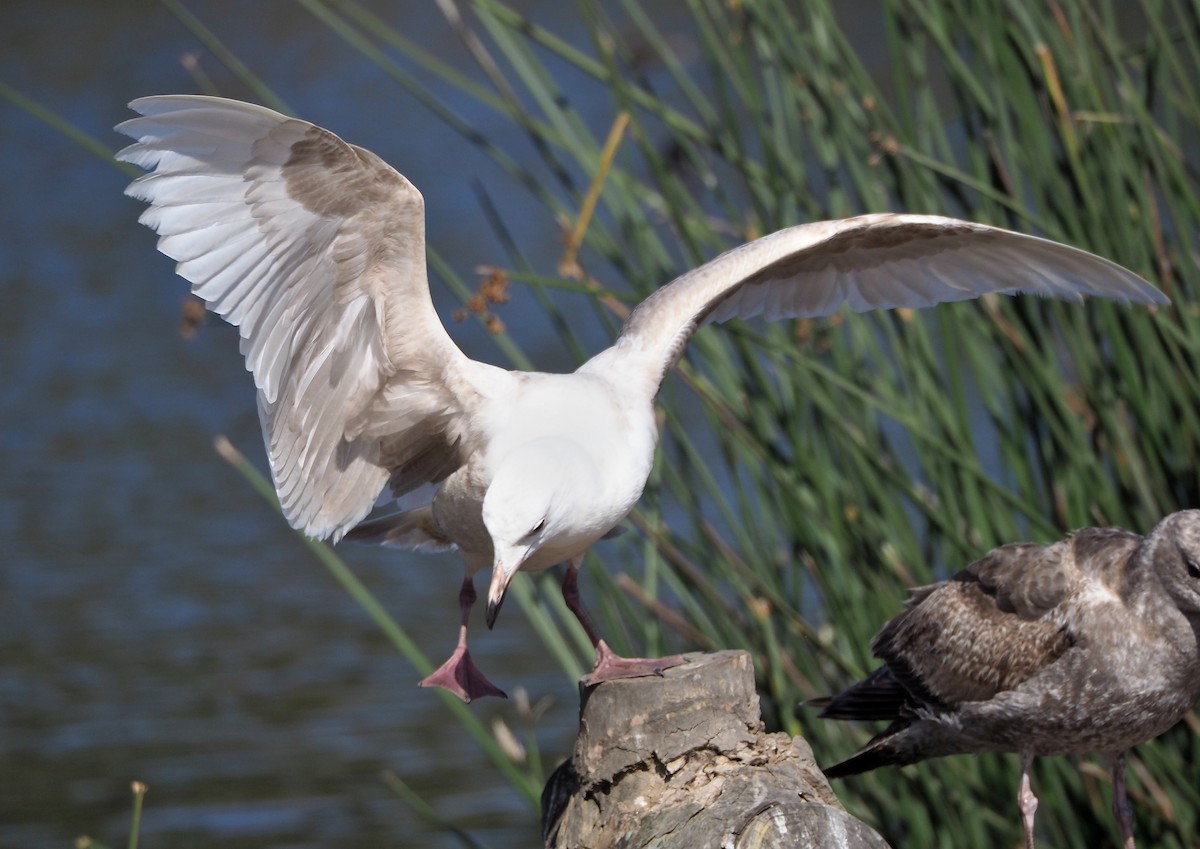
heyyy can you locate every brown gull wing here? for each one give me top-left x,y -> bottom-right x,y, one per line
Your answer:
876,530 -> 1141,708
876,541 -> 1076,708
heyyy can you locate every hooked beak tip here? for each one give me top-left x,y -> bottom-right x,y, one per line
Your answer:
487,554 -> 520,630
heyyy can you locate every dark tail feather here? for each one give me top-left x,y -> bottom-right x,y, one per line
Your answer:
805,667 -> 908,722
823,741 -> 903,778
822,724 -> 913,779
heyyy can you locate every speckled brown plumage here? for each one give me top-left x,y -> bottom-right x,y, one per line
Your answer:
811,511 -> 1200,849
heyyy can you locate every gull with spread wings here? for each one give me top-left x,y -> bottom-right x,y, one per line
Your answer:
117,96 -> 1166,701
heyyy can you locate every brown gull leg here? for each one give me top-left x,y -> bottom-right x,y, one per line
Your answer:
561,558 -> 686,686
1017,749 -> 1039,849
420,573 -> 507,702
1110,752 -> 1137,849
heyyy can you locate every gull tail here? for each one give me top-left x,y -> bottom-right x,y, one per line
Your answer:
822,722 -> 924,779
344,506 -> 456,553
805,666 -> 909,722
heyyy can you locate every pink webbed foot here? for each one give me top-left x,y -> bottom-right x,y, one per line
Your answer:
420,645 -> 507,703
420,572 -> 506,702
580,639 -> 688,687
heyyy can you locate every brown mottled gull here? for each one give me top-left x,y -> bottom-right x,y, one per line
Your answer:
811,510 -> 1200,848
116,95 -> 1166,703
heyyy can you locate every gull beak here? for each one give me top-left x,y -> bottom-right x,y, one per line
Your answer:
486,558 -> 517,630
485,536 -> 536,629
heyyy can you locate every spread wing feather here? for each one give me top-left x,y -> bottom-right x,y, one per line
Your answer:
600,214 -> 1166,393
117,95 -> 480,541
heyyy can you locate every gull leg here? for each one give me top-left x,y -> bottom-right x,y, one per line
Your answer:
1110,752 -> 1137,849
561,558 -> 686,686
419,573 -> 507,702
1017,749 -> 1039,849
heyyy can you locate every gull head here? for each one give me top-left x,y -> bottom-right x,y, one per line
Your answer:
482,438 -> 605,629
1152,509 -> 1200,615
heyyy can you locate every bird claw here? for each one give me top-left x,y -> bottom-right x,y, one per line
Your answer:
419,646 -> 507,702
581,641 -> 688,686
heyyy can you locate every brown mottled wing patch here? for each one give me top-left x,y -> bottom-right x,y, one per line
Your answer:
1069,527 -> 1143,589
118,96 -> 477,541
604,212 -> 1163,399
965,541 -> 1077,619
875,542 -> 1079,707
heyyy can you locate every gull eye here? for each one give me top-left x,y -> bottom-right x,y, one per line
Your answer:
1186,554 -> 1200,580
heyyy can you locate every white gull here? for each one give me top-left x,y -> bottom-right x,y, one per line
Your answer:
116,95 -> 1167,702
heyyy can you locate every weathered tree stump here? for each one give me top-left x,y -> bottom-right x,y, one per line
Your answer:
542,650 -> 891,849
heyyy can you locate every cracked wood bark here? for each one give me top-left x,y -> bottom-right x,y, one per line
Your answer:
542,650 -> 890,849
